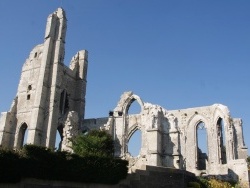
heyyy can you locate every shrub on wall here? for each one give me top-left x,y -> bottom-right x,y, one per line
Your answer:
194,177 -> 237,188
211,179 -> 231,187
71,130 -> 114,157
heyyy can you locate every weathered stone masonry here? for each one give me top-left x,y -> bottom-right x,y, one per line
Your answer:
0,8 -> 87,150
84,91 -> 248,186
0,8 -> 249,187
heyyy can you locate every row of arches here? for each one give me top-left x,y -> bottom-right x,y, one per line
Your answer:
126,117 -> 228,169
16,122 -> 64,151
119,95 -> 230,172
17,93 -> 230,169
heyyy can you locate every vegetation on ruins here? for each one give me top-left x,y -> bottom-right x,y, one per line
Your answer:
71,129 -> 114,157
0,130 -> 128,184
188,177 -> 242,188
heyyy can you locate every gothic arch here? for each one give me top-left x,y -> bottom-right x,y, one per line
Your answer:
212,104 -> 231,128
187,113 -> 209,131
127,124 -> 141,141
213,106 -> 234,161
186,114 -> 209,171
196,121 -> 208,170
123,94 -> 144,115
126,124 -> 142,156
116,93 -> 144,156
124,121 -> 143,156
16,122 -> 28,148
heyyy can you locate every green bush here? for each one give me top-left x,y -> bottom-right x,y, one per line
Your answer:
197,177 -> 237,188
188,181 -> 201,188
0,144 -> 128,184
197,177 -> 210,188
20,145 -> 56,179
71,130 -> 114,157
208,178 -> 232,188
65,155 -> 128,184
0,149 -> 21,183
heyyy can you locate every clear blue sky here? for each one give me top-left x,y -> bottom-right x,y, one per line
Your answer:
0,1 -> 249,155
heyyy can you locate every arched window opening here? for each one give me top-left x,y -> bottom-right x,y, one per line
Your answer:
128,129 -> 142,157
217,118 -> 227,164
196,122 -> 208,170
55,125 -> 63,151
59,90 -> 69,116
127,99 -> 141,115
19,123 -> 28,147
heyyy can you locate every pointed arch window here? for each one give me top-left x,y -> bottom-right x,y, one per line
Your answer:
217,118 -> 227,164
59,90 -> 69,115
17,123 -> 28,148
127,99 -> 141,115
128,129 -> 142,157
196,121 -> 208,170
55,124 -> 64,151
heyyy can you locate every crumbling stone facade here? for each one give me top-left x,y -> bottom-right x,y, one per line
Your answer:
0,8 -> 88,150
0,8 -> 248,187
84,91 -> 249,186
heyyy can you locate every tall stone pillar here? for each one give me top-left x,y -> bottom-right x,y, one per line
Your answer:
28,8 -> 67,147
147,129 -> 162,166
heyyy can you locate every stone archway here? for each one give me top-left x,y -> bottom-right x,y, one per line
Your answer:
212,104 -> 234,162
109,91 -> 170,169
126,124 -> 142,157
186,114 -> 209,173
15,122 -> 28,149
112,92 -> 144,157
196,121 -> 208,170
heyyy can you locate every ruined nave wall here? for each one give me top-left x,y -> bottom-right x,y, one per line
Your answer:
84,91 -> 248,186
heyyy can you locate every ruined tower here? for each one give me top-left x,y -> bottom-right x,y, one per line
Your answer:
0,8 -> 88,149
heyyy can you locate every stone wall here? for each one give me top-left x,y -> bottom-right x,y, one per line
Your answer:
82,118 -> 109,131
88,91 -> 249,186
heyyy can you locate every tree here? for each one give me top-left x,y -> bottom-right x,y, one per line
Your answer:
71,130 -> 114,157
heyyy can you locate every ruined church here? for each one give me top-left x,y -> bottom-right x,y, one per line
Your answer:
0,8 -> 249,186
